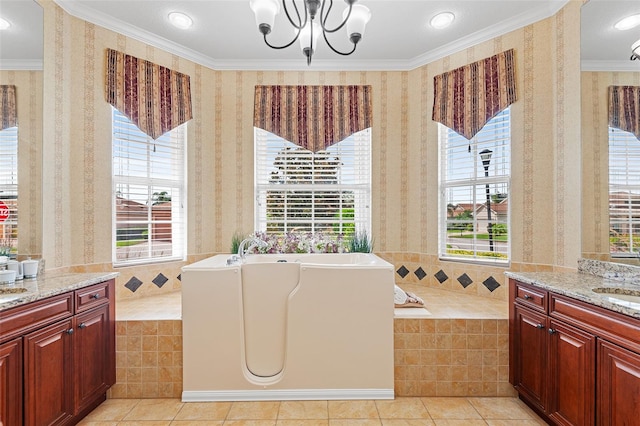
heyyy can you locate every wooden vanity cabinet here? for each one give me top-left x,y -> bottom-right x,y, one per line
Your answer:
510,278 -> 640,426
0,279 -> 115,426
0,337 -> 22,425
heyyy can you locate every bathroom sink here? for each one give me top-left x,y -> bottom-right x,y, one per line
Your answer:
592,287 -> 640,304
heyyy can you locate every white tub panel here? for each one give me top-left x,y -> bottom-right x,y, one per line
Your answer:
242,262 -> 300,377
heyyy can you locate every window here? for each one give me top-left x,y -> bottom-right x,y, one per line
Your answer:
112,108 -> 186,266
254,128 -> 371,238
0,125 -> 18,256
439,108 -> 510,264
609,126 -> 640,256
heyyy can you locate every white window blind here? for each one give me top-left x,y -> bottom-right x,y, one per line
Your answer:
0,126 -> 18,252
112,108 -> 186,266
255,128 -> 371,237
609,126 -> 640,256
439,108 -> 510,264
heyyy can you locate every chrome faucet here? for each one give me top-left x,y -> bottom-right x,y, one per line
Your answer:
237,237 -> 268,261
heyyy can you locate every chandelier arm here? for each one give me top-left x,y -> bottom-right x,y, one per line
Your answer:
263,28 -> 303,50
322,30 -> 357,56
282,0 -> 306,30
320,0 -> 352,34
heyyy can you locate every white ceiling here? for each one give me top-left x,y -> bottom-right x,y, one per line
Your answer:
0,0 -> 639,71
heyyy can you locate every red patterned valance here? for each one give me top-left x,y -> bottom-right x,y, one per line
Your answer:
105,49 -> 192,140
432,49 -> 517,140
0,85 -> 17,130
609,86 -> 640,141
254,85 -> 372,152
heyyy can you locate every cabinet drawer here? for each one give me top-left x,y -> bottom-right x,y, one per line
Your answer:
515,282 -> 548,313
0,293 -> 74,342
75,281 -> 110,313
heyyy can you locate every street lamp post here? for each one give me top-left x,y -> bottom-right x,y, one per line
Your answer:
479,149 -> 494,252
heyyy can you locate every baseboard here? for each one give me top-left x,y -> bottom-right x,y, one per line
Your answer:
182,388 -> 395,402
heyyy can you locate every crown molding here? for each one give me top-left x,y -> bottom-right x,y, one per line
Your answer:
581,60 -> 640,72
0,59 -> 43,71
54,0 -> 570,72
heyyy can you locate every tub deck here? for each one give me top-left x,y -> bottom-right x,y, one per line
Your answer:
115,284 -> 508,321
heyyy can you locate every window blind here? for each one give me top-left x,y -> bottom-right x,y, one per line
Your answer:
255,128 -> 371,236
609,126 -> 640,256
112,108 -> 186,265
439,108 -> 510,263
0,126 -> 18,250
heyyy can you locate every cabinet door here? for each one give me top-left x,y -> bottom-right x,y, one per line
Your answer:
24,319 -> 74,426
597,340 -> 640,426
547,319 -> 595,426
74,305 -> 110,413
0,337 -> 22,426
513,305 -> 548,412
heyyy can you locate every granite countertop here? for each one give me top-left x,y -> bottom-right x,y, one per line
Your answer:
506,259 -> 640,319
0,271 -> 119,312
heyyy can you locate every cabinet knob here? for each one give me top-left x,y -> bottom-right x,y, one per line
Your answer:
66,328 -> 74,335
523,294 -> 532,300
548,328 -> 557,335
78,323 -> 87,329
91,293 -> 101,299
536,323 -> 544,329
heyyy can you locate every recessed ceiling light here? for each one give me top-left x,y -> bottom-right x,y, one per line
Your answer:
168,12 -> 193,30
0,17 -> 11,30
614,13 -> 640,31
430,12 -> 455,30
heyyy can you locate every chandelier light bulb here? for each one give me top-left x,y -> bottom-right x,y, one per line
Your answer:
632,38 -> 640,60
614,13 -> 640,31
430,12 -> 455,30
344,4 -> 371,42
250,0 -> 281,35
168,12 -> 193,29
0,17 -> 10,30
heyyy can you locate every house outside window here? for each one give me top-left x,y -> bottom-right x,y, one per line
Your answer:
0,125 -> 18,256
609,126 -> 640,256
112,108 -> 186,266
254,128 -> 371,241
439,108 -> 510,264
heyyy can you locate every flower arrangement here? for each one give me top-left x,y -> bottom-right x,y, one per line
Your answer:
240,231 -> 347,254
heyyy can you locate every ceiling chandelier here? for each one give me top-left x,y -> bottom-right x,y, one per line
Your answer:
632,38 -> 640,61
249,0 -> 372,65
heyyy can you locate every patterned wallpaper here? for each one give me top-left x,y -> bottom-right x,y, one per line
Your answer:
38,0 -> 582,302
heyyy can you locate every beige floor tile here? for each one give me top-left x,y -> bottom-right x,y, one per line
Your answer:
484,420 -> 547,426
375,398 -> 430,419
467,398 -> 535,420
76,422 -> 119,426
420,397 -> 482,419
123,399 -> 185,421
174,402 -> 232,420
328,420 -> 382,426
328,401 -> 379,419
223,421 -> 277,426
433,420 -> 488,426
278,401 -> 328,419
227,401 -> 281,420
170,422 -> 224,425
82,399 -> 140,421
276,420 -> 329,426
117,422 -> 173,426
381,420 -> 436,425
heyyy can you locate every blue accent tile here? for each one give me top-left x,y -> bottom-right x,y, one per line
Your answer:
457,273 -> 473,288
124,276 -> 143,293
152,273 -> 169,288
435,270 -> 448,284
396,265 -> 410,278
483,276 -> 501,292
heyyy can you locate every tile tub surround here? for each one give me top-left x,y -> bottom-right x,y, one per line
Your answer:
0,270 -> 119,310
505,261 -> 640,319
110,285 -> 513,399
